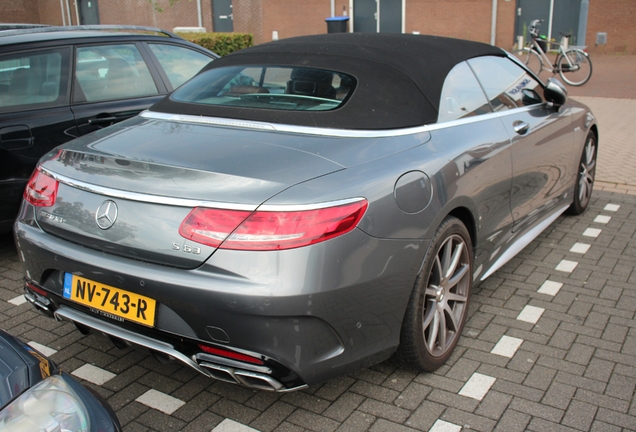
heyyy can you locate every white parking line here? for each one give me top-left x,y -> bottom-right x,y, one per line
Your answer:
458,372 -> 496,401
555,260 -> 578,273
604,204 -> 620,212
538,280 -> 563,296
429,419 -> 463,432
8,295 -> 27,306
71,364 -> 116,386
583,228 -> 602,238
491,335 -> 524,358
212,419 -> 260,432
594,215 -> 611,224
28,341 -> 57,357
136,389 -> 185,415
570,243 -> 590,254
517,305 -> 544,324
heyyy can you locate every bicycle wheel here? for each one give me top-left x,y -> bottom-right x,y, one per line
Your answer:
512,48 -> 543,76
557,49 -> 592,86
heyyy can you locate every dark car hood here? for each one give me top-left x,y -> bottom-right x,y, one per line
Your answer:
0,331 -> 55,409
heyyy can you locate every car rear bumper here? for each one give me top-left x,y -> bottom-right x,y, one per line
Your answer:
15,210 -> 426,389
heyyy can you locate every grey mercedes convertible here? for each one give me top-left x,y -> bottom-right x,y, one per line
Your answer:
14,33 -> 597,392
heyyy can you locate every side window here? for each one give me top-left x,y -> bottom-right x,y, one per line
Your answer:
468,56 -> 546,111
0,48 -> 69,112
75,44 -> 158,102
148,44 -> 213,89
438,62 -> 491,123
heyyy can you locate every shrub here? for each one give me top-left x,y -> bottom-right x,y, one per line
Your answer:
177,32 -> 254,56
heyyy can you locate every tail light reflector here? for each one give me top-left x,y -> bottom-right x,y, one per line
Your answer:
24,169 -> 59,207
179,199 -> 368,251
198,344 -> 264,365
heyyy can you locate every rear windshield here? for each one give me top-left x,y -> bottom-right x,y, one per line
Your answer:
171,66 -> 356,111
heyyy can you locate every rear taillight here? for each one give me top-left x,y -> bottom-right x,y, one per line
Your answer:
24,169 -> 59,207
179,199 -> 368,251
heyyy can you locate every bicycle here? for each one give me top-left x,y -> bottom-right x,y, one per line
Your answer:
513,19 -> 592,86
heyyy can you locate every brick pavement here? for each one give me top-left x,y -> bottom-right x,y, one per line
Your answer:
0,55 -> 634,432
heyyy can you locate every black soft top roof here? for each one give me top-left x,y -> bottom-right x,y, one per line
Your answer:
151,33 -> 505,130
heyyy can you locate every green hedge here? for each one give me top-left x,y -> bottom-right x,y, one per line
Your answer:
177,32 -> 254,56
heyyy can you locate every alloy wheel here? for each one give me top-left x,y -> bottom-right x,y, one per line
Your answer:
422,234 -> 470,357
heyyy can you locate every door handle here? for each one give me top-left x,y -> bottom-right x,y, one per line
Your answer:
513,121 -> 530,135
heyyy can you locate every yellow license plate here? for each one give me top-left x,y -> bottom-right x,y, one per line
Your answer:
63,273 -> 156,327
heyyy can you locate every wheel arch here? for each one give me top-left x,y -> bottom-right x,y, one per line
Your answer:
447,206 -> 477,250
589,123 -> 599,144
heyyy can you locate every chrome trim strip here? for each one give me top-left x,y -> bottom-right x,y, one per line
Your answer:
41,168 -> 258,211
53,305 -> 215,379
141,109 -> 519,137
480,204 -> 569,281
258,197 -> 366,212
43,167 -> 365,212
140,111 -> 431,138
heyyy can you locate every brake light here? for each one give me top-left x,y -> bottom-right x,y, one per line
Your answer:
198,344 -> 264,365
24,169 -> 59,207
179,199 -> 368,251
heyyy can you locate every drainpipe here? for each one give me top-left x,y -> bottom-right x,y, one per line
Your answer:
547,0 -> 554,45
197,0 -> 202,28
59,0 -> 66,25
65,0 -> 72,25
74,0 -> 80,25
330,0 -> 335,17
490,0 -> 498,46
578,0 -> 589,46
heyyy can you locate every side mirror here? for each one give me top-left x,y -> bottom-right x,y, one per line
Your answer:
544,77 -> 568,106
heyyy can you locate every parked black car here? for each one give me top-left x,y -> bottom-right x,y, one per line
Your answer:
0,25 -> 218,233
0,329 -> 121,431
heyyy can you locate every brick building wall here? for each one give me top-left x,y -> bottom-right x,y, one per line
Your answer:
405,0 -> 492,42
98,0 -> 213,33
1,0 -> 634,53
233,0 -> 349,44
586,0 -> 636,54
39,1 -> 64,26
1,0 -> 41,24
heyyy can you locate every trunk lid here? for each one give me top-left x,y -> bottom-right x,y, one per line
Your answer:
35,117 -> 345,268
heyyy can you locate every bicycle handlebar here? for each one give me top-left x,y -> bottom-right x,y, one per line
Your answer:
528,19 -> 545,39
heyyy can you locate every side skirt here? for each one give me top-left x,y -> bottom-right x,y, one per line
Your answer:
479,203 -> 570,281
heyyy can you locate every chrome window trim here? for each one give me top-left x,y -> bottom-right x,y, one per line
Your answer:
42,167 -> 366,212
140,109 -> 525,137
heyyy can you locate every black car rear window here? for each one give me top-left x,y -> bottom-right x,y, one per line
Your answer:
171,66 -> 356,112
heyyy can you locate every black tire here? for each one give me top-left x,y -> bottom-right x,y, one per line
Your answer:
512,48 -> 543,76
394,216 -> 473,371
557,49 -> 592,86
566,132 -> 597,215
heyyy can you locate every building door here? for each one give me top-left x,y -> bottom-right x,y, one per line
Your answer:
77,0 -> 100,25
353,0 -> 402,33
213,0 -> 233,32
515,0 -> 582,45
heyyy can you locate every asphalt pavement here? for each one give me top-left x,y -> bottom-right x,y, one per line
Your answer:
0,54 -> 634,432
